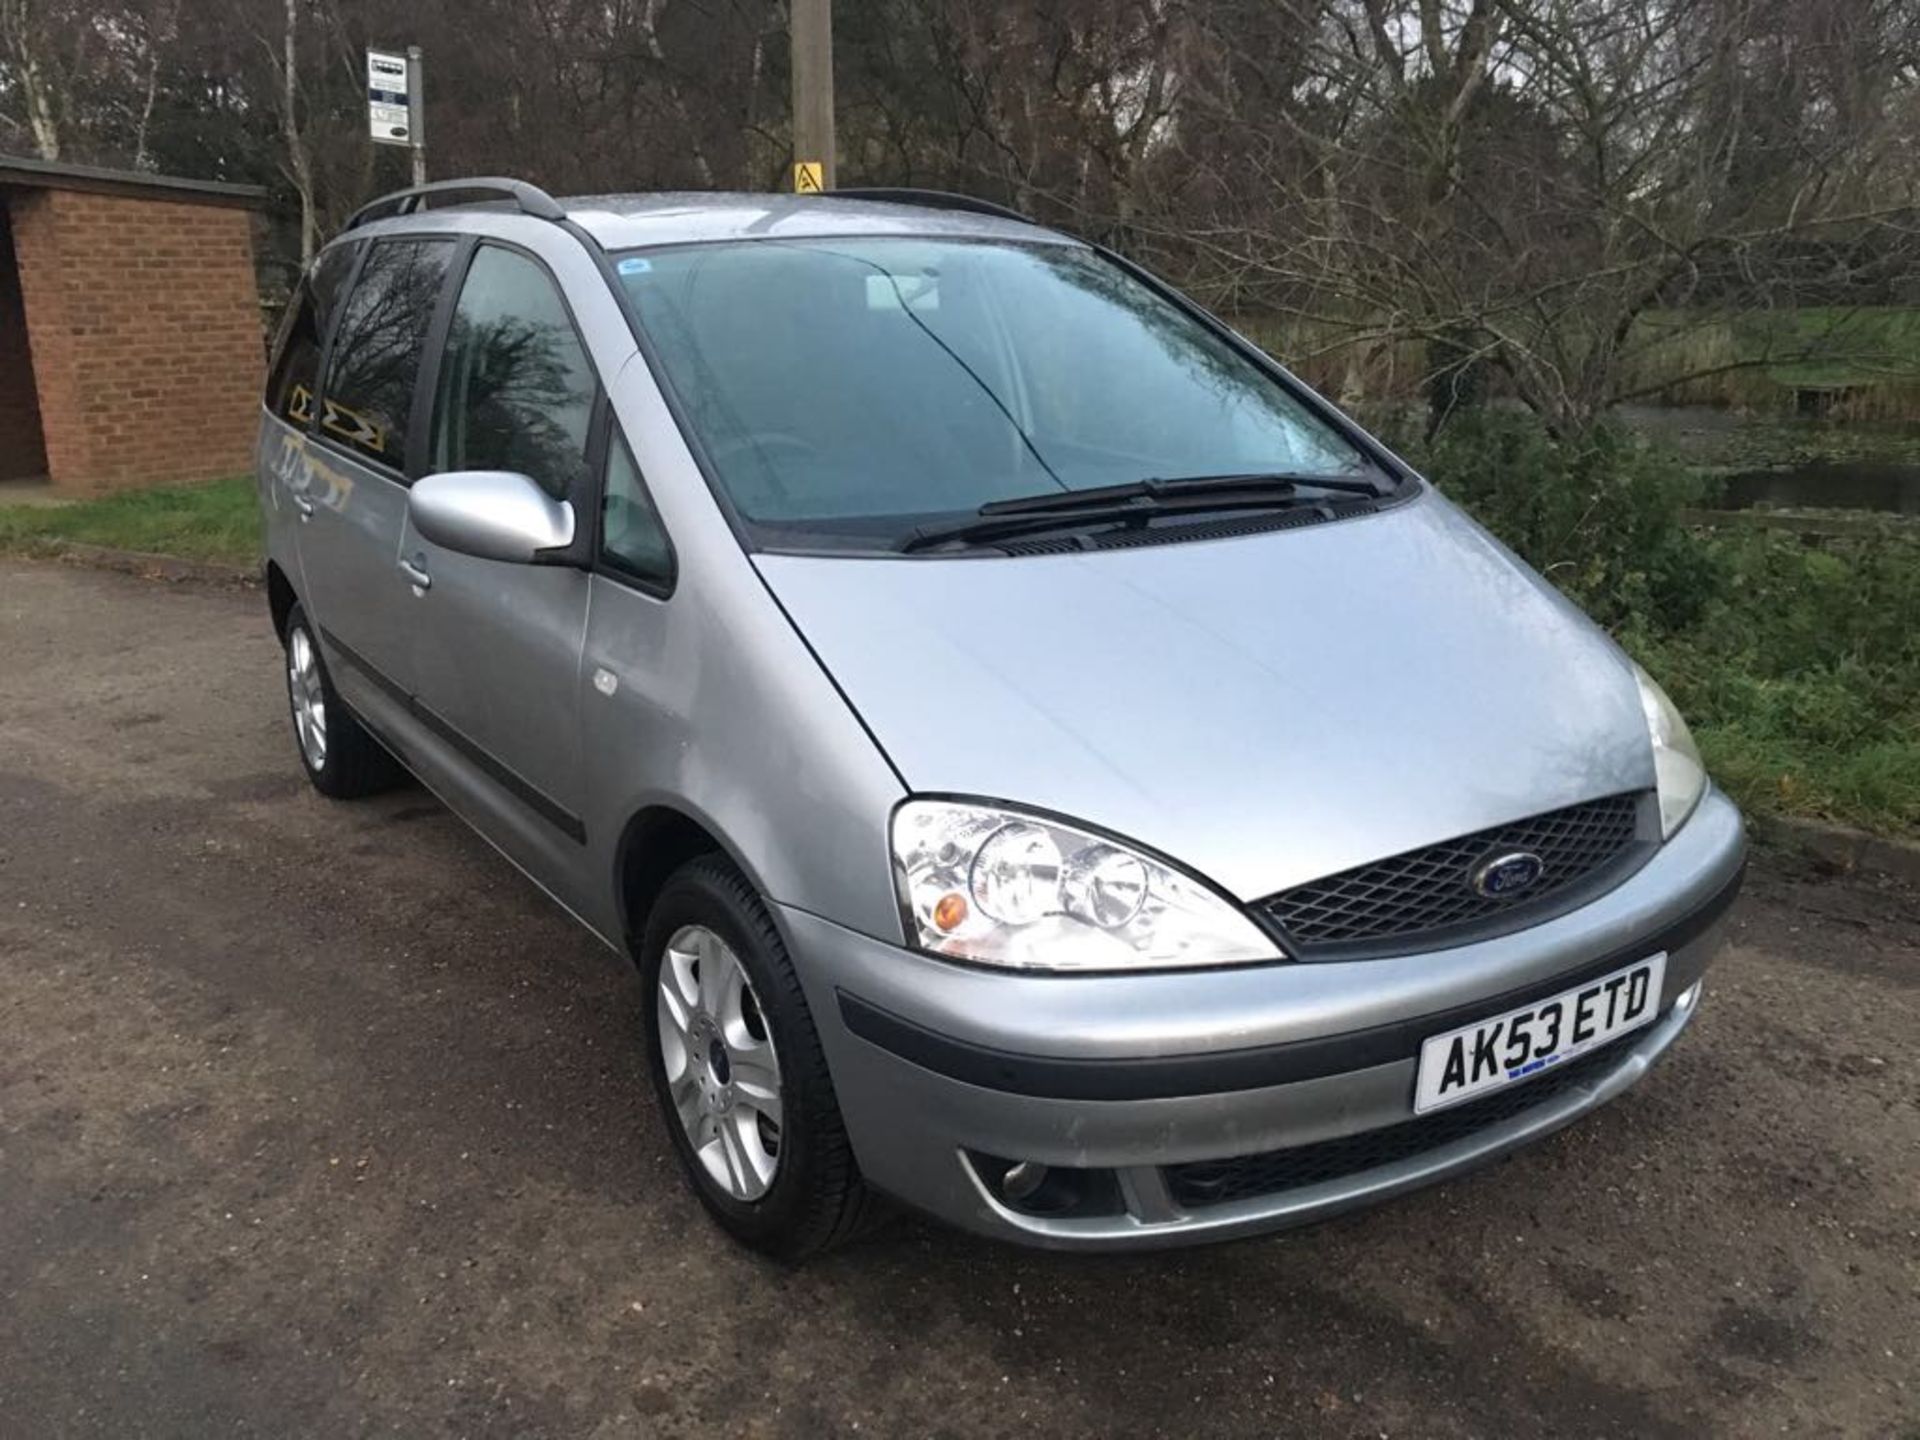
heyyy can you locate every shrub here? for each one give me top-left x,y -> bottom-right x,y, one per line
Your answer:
1409,412 -> 1714,630
1398,410 -> 1919,835
1629,526 -> 1920,832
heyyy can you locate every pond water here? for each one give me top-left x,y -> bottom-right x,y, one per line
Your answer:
1718,462 -> 1920,514
1618,406 -> 1920,513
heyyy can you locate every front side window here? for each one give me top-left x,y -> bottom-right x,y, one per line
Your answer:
615,238 -> 1371,548
319,237 -> 454,467
265,241 -> 358,427
600,433 -> 674,590
430,244 -> 596,500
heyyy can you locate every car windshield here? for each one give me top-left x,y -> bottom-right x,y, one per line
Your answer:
614,237 -> 1375,548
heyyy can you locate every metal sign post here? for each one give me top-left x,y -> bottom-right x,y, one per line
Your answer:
406,46 -> 426,187
367,45 -> 426,185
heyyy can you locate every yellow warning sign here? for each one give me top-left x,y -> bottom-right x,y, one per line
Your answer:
793,161 -> 824,194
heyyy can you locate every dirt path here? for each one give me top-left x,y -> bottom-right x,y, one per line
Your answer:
1,557 -> 1914,1438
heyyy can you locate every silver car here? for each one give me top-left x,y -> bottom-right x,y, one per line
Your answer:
256,179 -> 1746,1257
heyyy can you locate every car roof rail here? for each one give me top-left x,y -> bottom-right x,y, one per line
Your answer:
829,187 -> 1037,226
343,177 -> 567,232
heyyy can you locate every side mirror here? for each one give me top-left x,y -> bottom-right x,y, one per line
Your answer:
409,470 -> 574,564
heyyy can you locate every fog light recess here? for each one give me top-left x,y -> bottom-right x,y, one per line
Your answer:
967,1152 -> 1125,1219
1002,1160 -> 1048,1202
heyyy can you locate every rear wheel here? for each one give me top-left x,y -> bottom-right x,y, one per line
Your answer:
283,603 -> 402,799
640,855 -> 882,1259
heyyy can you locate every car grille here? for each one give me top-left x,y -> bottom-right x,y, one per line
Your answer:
1165,1035 -> 1634,1210
1261,793 -> 1649,958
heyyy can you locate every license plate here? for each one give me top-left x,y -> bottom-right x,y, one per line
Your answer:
1413,953 -> 1667,1115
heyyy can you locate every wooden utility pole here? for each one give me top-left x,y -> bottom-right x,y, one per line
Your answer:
790,0 -> 834,191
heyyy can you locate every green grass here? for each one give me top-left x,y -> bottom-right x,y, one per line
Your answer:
1623,309 -> 1920,416
1735,307 -> 1920,388
1632,629 -> 1920,838
0,476 -> 260,566
1621,521 -> 1920,838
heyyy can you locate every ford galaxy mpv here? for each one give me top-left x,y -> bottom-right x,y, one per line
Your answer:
257,178 -> 1747,1256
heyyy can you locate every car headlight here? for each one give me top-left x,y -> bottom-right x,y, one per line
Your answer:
1634,664 -> 1706,839
890,798 -> 1281,971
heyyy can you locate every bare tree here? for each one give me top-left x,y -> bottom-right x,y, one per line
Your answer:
0,0 -> 87,158
127,0 -> 176,169
3,0 -> 1914,428
264,0 -> 317,261
1147,0 -> 1920,430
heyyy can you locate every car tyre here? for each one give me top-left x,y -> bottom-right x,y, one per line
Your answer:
640,854 -> 884,1260
283,603 -> 403,799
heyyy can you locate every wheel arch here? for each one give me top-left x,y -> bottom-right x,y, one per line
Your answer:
266,559 -> 299,641
614,804 -> 764,961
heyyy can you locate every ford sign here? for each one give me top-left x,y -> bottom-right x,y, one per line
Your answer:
1469,849 -> 1546,899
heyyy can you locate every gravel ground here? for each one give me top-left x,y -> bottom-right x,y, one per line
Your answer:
1,556 -> 1915,1439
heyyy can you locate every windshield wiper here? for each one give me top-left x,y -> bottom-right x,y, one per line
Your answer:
900,474 -> 1379,554
977,471 -> 1387,518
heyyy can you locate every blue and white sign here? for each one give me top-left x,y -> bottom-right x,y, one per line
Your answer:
367,49 -> 412,146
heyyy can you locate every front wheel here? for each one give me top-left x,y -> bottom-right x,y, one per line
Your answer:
639,855 -> 882,1259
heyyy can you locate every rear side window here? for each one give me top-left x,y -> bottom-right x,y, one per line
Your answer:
319,237 -> 454,468
265,242 -> 357,427
430,244 -> 596,500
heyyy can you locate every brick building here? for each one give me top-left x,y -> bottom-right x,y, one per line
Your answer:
0,156 -> 267,496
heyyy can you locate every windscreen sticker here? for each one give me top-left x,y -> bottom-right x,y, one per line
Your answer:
617,257 -> 652,276
320,397 -> 386,454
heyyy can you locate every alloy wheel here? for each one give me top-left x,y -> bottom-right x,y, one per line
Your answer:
287,627 -> 328,771
656,924 -> 784,1201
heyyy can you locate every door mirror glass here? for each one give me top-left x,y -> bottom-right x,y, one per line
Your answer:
410,470 -> 575,564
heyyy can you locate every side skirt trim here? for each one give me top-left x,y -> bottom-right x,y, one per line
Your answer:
317,625 -> 587,845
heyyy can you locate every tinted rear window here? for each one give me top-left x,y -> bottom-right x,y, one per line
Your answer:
265,241 -> 358,427
319,238 -> 455,468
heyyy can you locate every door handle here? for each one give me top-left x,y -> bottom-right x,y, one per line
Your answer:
291,494 -> 314,521
398,557 -> 432,591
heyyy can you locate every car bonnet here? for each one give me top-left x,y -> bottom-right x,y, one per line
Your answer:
754,490 -> 1653,901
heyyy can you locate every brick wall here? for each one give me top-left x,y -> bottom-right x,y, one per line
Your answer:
7,187 -> 264,496
0,206 -> 47,481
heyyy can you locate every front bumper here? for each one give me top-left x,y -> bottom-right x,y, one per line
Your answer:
785,788 -> 1747,1250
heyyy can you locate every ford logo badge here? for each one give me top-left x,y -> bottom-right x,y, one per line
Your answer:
1470,849 -> 1545,899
